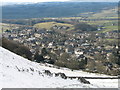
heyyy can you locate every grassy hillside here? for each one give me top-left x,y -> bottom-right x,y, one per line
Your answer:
34,22 -> 74,30
88,7 -> 118,19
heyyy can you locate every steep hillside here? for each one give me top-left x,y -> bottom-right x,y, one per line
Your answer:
0,47 -> 118,88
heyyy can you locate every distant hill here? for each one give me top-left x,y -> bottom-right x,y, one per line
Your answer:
2,2 -> 117,19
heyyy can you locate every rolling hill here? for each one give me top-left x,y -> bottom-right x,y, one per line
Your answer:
2,2 -> 117,19
34,21 -> 74,30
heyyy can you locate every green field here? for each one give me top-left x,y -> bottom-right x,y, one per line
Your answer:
34,22 -> 74,30
88,7 -> 118,19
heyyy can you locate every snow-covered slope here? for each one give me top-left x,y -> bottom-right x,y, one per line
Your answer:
0,47 -> 118,88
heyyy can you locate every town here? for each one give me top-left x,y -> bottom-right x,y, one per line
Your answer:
2,17 -> 119,76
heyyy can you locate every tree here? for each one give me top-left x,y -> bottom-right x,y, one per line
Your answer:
2,37 -> 32,60
34,51 -> 44,63
58,52 -> 70,62
2,37 -> 18,51
14,45 -> 32,60
41,48 -> 48,56
109,53 -> 120,65
78,58 -> 87,69
74,22 -> 97,31
47,53 -> 57,64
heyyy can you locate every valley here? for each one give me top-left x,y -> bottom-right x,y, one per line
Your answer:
0,1 -> 119,88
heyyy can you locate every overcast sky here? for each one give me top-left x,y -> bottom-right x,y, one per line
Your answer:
1,0 -> 119,3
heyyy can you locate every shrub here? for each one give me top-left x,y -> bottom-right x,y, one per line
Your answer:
34,51 -> 44,63
66,60 -> 80,70
108,69 -> 119,76
55,60 -> 67,67
86,60 -> 96,72
108,52 -> 120,65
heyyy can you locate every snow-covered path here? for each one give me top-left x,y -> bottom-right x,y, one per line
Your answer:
0,47 -> 118,88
